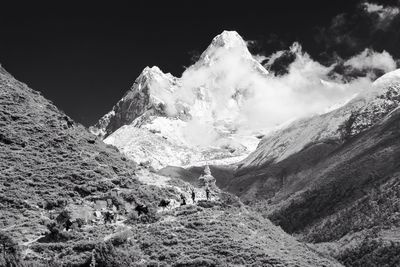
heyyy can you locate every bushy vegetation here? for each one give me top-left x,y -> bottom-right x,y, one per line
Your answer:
338,239 -> 400,267
0,66 -> 164,265
87,241 -> 142,267
305,176 -> 400,243
2,61 -> 397,266
125,207 -> 160,225
0,231 -> 23,267
0,66 -> 340,266
130,205 -> 337,266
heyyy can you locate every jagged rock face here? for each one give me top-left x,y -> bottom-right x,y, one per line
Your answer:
91,31 -> 267,169
339,82 -> 400,139
239,69 -> 400,171
263,43 -> 300,76
90,66 -> 180,138
92,31 -> 268,139
193,30 -> 269,77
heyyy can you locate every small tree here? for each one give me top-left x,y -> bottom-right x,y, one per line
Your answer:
94,242 -> 120,267
0,231 -> 22,267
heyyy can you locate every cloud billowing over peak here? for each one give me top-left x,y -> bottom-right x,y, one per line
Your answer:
151,31 -> 398,135
362,1 -> 400,29
96,29 -> 400,147
263,40 -> 397,82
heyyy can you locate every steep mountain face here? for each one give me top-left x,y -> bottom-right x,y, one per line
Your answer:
0,65 -> 340,266
263,42 -> 299,76
214,69 -> 400,266
188,30 -> 269,77
91,31 -> 266,169
226,68 -> 400,206
90,66 -> 181,138
239,69 -> 400,172
264,107 -> 400,266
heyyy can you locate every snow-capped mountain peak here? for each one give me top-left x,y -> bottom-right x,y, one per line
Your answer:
92,30 -> 268,169
138,66 -> 177,88
373,68 -> 400,87
89,65 -> 180,138
196,31 -> 266,75
202,30 -> 250,56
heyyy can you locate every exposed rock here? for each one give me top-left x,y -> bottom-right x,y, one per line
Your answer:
92,31 -> 267,170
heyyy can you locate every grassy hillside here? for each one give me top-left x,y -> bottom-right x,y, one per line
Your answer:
0,65 -> 339,266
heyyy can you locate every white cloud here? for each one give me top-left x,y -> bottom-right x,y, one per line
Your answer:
177,41 -> 378,132
252,54 -> 267,63
364,2 -> 386,13
148,34 -> 397,147
344,48 -> 397,73
363,2 -> 400,28
363,2 -> 400,17
237,45 -> 372,130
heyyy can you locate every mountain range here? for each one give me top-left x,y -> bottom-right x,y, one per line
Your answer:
2,30 -> 400,266
91,30 -> 400,266
0,62 -> 339,266
90,31 -> 270,169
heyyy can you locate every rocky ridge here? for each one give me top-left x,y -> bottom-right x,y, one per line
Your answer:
90,31 -> 268,169
239,69 -> 400,171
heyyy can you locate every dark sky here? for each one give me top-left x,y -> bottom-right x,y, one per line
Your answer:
0,0 -> 398,126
